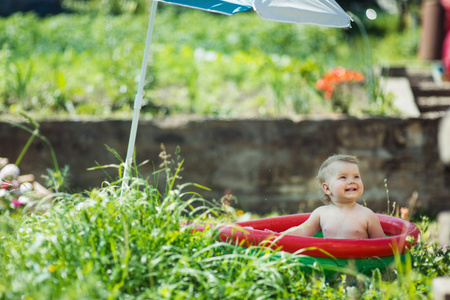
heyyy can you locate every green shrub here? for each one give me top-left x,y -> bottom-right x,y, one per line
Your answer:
0,9 -> 416,118
0,147 -> 448,299
0,148 -> 342,299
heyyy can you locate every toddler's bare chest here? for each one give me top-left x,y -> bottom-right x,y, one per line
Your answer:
320,219 -> 368,239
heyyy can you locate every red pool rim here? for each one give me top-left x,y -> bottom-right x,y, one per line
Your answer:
215,213 -> 420,259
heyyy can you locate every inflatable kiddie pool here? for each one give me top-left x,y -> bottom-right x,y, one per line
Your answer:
195,213 -> 421,274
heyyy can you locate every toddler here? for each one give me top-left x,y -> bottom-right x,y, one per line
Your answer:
284,154 -> 385,239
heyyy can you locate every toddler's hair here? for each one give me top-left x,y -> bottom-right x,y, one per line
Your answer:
316,154 -> 359,204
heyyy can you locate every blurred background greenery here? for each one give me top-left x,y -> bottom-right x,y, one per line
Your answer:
0,0 -> 423,118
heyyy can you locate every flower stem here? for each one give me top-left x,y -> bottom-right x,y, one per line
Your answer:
15,128 -> 38,167
4,118 -> 60,173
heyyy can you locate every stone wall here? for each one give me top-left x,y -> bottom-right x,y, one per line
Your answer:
1,116 -> 449,216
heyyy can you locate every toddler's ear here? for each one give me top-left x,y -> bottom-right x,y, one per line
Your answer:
322,182 -> 331,195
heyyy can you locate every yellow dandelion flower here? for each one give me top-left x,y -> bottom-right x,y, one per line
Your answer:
48,265 -> 56,273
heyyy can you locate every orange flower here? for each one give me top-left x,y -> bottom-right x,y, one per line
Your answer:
316,67 -> 365,99
324,88 -> 334,99
351,71 -> 365,82
400,207 -> 409,220
315,79 -> 327,90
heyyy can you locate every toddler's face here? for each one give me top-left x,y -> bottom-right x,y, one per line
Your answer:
322,161 -> 364,204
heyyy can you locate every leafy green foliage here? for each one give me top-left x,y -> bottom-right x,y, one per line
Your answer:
0,149 -> 343,299
62,0 -> 150,15
0,9 -> 415,118
0,147 -> 448,299
410,217 -> 450,277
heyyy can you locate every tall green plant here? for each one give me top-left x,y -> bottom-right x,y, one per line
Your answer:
0,146 -> 447,299
61,0 -> 149,15
0,147 -> 345,299
3,113 -> 70,193
8,61 -> 33,103
0,44 -> 10,107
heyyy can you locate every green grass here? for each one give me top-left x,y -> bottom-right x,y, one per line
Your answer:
0,147 -> 448,299
0,7 -> 419,118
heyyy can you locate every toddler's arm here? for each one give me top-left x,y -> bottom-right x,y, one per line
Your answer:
367,212 -> 386,238
282,209 -> 321,237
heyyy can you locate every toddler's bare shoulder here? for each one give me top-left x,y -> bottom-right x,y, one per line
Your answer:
313,205 -> 331,213
356,204 -> 377,215
308,206 -> 325,217
312,205 -> 334,217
